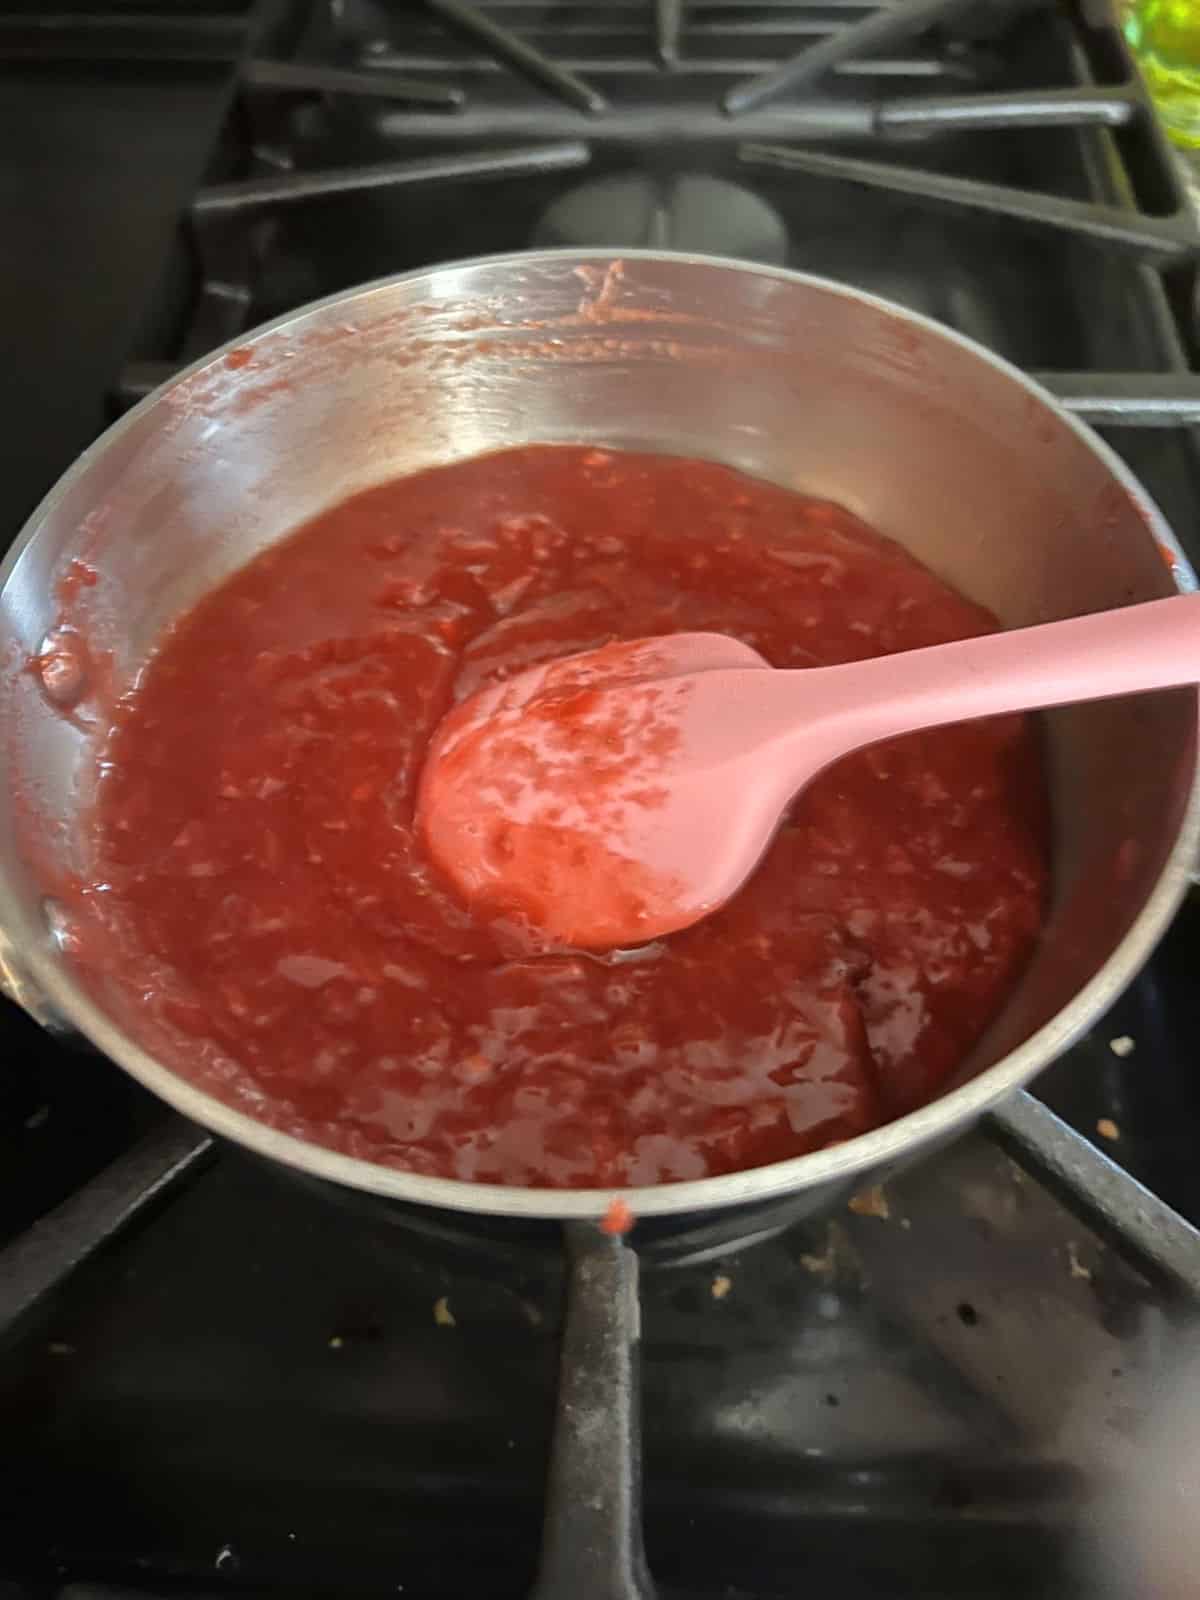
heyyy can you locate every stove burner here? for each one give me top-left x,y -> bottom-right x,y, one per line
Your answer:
533,173 -> 789,266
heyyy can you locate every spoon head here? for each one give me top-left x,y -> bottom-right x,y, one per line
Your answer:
417,632 -> 787,948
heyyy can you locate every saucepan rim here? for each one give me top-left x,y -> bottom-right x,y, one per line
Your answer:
2,248 -> 1197,1220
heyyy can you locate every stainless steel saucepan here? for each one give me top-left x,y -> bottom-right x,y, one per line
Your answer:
1,249 -> 1197,1231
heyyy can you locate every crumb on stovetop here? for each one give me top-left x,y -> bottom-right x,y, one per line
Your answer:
433,1295 -> 456,1328
1108,1035 -> 1135,1058
1097,1117 -> 1121,1142
1067,1241 -> 1093,1282
848,1184 -> 890,1219
711,1274 -> 732,1300
800,1237 -> 836,1277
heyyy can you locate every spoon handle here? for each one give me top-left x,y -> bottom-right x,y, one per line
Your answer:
787,590 -> 1200,753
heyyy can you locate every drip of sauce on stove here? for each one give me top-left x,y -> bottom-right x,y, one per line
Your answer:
79,446 -> 1047,1188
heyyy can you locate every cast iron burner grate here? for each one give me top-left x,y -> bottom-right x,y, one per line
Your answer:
2,1095 -> 1200,1600
112,0 -> 1200,432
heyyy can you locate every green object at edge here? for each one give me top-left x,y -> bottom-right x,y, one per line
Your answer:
1126,0 -> 1200,147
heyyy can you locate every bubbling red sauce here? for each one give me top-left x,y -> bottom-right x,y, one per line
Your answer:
83,446 -> 1047,1188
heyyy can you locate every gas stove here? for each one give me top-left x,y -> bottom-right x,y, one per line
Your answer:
4,3 -> 1200,1596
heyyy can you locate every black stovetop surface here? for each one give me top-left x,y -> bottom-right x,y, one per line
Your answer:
4,3 -> 1200,1596
0,1116 -> 1183,1600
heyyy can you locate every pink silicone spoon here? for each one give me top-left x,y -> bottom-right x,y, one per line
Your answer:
417,593 -> 1200,950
